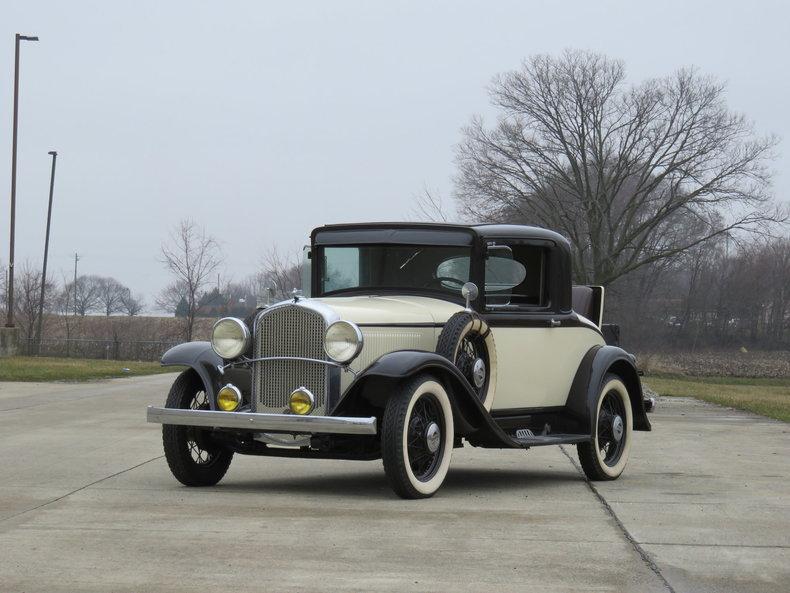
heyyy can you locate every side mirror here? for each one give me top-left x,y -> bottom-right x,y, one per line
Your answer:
461,282 -> 479,310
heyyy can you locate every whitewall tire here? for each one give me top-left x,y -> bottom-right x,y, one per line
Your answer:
577,375 -> 633,481
381,375 -> 454,499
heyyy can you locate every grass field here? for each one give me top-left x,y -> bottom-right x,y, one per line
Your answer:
644,374 -> 790,423
0,356 -> 180,382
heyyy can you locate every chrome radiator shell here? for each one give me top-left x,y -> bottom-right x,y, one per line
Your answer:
252,301 -> 339,414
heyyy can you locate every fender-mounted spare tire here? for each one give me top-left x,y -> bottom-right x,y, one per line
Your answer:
436,311 -> 497,410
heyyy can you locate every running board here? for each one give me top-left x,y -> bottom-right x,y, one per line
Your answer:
512,433 -> 591,447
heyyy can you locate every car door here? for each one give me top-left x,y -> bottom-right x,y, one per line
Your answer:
482,239 -> 604,411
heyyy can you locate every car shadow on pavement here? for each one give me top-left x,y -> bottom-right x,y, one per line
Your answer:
216,466 -> 581,500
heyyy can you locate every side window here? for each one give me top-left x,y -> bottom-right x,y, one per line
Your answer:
484,243 -> 548,310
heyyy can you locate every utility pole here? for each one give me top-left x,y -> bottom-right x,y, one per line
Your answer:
34,151 -> 57,353
5,33 -> 39,328
73,253 -> 79,316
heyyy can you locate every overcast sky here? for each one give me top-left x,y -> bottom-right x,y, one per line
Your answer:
2,0 -> 788,309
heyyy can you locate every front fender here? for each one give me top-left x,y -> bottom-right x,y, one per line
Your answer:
333,350 -> 519,448
565,345 -> 651,436
161,342 -> 224,410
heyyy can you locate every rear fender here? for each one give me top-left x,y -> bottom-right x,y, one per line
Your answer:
161,342 -> 224,410
565,345 -> 651,436
333,351 -> 519,448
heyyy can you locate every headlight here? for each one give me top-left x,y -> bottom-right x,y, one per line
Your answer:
211,317 -> 250,359
324,320 -> 363,363
217,384 -> 242,411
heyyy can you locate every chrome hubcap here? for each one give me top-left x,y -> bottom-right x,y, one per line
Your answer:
612,415 -> 624,442
425,421 -> 441,453
472,358 -> 486,388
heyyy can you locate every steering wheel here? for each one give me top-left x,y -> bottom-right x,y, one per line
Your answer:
425,276 -> 466,289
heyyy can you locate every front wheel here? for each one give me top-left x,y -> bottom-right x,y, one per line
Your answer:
381,375 -> 454,499
577,374 -> 633,481
162,370 -> 234,486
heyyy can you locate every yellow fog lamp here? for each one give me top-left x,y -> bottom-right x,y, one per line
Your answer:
217,384 -> 242,412
289,387 -> 315,415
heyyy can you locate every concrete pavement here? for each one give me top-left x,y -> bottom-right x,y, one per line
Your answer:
0,374 -> 788,592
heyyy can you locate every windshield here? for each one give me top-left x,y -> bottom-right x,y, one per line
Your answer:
320,245 -> 472,296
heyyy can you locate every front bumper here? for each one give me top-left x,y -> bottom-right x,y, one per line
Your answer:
146,406 -> 377,436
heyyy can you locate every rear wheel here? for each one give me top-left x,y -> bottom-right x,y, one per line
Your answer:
381,375 -> 454,499
577,375 -> 633,481
162,370 -> 233,486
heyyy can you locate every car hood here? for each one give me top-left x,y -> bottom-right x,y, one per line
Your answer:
312,295 -> 463,325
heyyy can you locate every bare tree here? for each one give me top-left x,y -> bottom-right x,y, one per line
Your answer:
63,275 -> 102,316
157,282 -> 189,317
96,277 -> 127,316
119,288 -> 145,316
259,248 -> 303,301
763,238 -> 790,341
217,280 -> 256,316
601,229 -> 790,350
411,187 -> 453,222
14,261 -> 56,342
55,272 -> 76,356
455,49 -> 782,285
158,220 -> 222,341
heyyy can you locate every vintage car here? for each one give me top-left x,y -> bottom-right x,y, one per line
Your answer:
147,223 -> 651,498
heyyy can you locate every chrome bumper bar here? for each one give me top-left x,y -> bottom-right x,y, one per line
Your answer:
146,406 -> 377,436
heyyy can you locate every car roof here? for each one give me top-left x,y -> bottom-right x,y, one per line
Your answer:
311,221 -> 574,312
312,222 -> 569,245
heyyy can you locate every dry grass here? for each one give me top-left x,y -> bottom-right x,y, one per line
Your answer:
0,356 -> 180,382
644,374 -> 790,423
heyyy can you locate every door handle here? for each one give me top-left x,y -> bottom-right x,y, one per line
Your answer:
549,319 -> 561,327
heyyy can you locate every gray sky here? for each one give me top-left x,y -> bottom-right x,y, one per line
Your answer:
2,0 -> 789,310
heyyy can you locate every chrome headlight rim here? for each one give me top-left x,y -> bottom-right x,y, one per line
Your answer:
211,317 -> 251,360
323,320 -> 363,364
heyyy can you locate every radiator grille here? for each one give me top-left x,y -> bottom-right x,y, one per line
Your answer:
253,305 -> 328,413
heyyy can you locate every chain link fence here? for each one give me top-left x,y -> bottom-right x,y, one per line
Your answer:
23,338 -> 180,361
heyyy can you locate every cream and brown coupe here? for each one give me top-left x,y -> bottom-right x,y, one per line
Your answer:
147,223 -> 651,498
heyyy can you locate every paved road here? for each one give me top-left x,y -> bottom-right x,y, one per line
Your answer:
0,374 -> 788,593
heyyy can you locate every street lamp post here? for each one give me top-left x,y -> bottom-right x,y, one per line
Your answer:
5,33 -> 39,328
34,151 -> 57,354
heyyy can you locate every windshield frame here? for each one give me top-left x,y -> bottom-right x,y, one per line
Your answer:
308,224 -> 572,313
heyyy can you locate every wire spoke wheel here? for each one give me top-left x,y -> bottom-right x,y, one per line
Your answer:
455,334 -> 486,395
406,395 -> 444,481
183,390 -> 219,467
162,371 -> 234,487
577,375 -> 633,481
382,375 -> 454,499
597,389 -> 627,467
436,311 -> 496,410
189,390 -> 209,410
